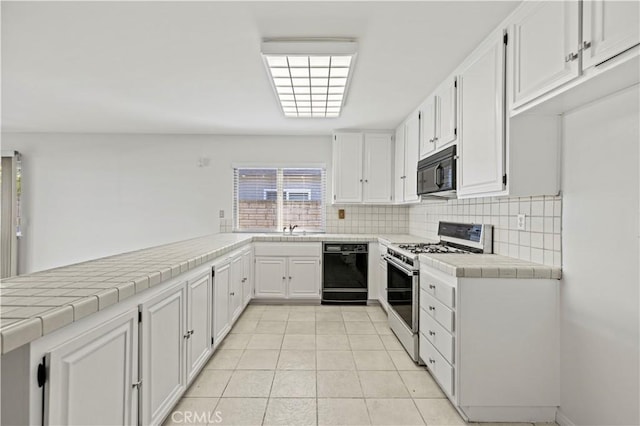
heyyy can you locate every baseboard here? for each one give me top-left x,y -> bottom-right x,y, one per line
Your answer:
249,299 -> 320,305
556,409 -> 576,426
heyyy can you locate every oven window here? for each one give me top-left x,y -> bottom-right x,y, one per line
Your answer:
387,263 -> 413,328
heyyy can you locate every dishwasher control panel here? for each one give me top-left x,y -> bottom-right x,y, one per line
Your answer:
323,243 -> 368,253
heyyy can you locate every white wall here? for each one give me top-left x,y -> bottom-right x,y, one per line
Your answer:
559,86 -> 639,425
2,133 -> 331,273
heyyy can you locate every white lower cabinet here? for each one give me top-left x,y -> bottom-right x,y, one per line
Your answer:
186,273 -> 212,384
254,257 -> 288,298
229,255 -> 243,323
45,310 -> 138,426
241,248 -> 253,307
253,243 -> 321,300
213,248 -> 252,348
213,260 -> 231,345
139,282 -> 187,426
287,257 -> 321,298
139,270 -> 212,426
418,262 -> 559,422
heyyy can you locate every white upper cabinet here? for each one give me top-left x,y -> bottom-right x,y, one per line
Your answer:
582,0 -> 640,69
457,33 -> 506,197
393,112 -> 420,204
420,79 -> 458,161
403,111 -> 420,203
332,132 -> 393,204
419,97 -> 437,159
436,77 -> 458,148
394,124 -> 406,202
363,133 -> 393,203
332,133 -> 364,203
510,0 -> 580,108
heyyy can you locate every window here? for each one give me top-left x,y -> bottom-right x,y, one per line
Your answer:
234,167 -> 326,232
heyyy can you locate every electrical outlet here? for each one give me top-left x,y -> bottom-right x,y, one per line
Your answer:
338,209 -> 345,219
517,214 -> 526,230
219,210 -> 225,219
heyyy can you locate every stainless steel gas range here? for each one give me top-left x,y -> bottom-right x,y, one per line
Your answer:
385,221 -> 493,363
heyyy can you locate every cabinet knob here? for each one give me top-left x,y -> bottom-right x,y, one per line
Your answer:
288,276 -> 292,280
360,179 -> 363,182
429,330 -> 436,336
428,358 -> 436,364
429,306 -> 435,311
429,284 -> 436,289
132,380 -> 142,389
230,292 -> 235,296
565,52 -> 578,62
282,276 -> 286,280
365,179 -> 368,183
582,40 -> 591,50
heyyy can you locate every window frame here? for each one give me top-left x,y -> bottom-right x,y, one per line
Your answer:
233,165 -> 326,233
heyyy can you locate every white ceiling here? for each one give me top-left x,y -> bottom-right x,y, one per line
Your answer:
1,1 -> 519,135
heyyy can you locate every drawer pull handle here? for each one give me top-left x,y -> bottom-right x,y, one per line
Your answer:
428,330 -> 435,336
428,358 -> 436,364
429,284 -> 436,289
428,306 -> 435,311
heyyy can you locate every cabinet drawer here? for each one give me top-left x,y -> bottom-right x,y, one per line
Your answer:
419,336 -> 454,397
420,271 -> 455,308
253,243 -> 321,257
420,309 -> 454,364
420,290 -> 455,333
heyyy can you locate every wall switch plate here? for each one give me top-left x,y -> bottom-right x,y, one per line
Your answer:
517,214 -> 526,230
338,209 -> 345,219
219,210 -> 225,218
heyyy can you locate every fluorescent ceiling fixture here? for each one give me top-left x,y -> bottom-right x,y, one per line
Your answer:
261,39 -> 358,118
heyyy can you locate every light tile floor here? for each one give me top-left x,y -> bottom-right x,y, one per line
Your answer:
165,304 -> 557,426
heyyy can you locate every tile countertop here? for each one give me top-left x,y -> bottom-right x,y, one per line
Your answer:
0,232 -> 429,354
419,253 -> 562,280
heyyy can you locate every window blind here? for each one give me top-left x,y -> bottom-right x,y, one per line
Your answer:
233,167 -> 326,232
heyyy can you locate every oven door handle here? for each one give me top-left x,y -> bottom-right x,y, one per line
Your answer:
384,255 -> 418,276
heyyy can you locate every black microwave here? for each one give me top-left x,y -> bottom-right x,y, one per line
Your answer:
417,146 -> 456,196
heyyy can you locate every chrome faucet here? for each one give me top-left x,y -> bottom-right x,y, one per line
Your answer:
289,224 -> 298,235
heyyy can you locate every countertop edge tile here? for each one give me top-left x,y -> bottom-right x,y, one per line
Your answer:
1,317 -> 43,354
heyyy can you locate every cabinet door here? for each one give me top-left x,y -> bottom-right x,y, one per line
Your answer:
404,111 -> 420,202
229,256 -> 243,323
363,133 -> 393,203
254,257 -> 287,298
186,272 -> 212,384
420,97 -> 437,159
582,0 -> 640,69
140,282 -> 186,426
378,258 -> 388,311
436,77 -> 458,148
510,0 -> 580,108
241,249 -> 253,307
46,310 -> 138,426
394,124 -> 406,203
458,35 -> 506,197
333,133 -> 363,203
287,257 -> 321,298
213,262 -> 231,345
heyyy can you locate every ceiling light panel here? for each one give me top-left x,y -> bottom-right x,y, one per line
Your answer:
261,39 -> 357,118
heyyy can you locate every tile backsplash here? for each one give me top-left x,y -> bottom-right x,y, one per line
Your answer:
409,195 -> 562,267
220,205 -> 410,234
325,205 -> 409,234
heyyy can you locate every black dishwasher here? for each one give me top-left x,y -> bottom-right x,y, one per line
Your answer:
322,242 -> 368,304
